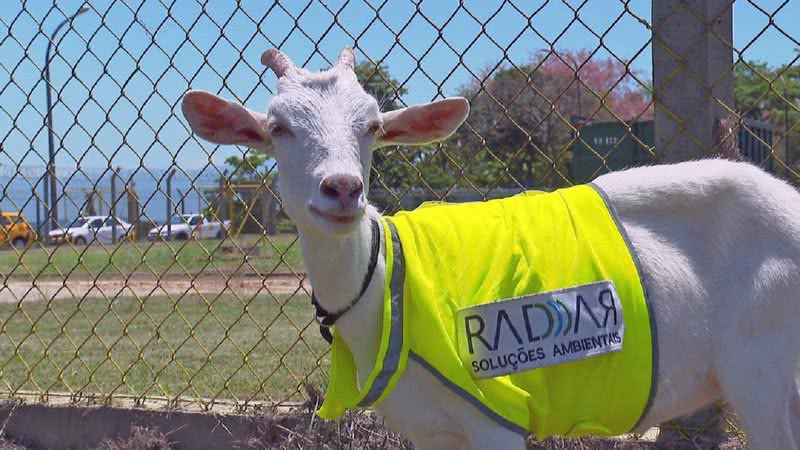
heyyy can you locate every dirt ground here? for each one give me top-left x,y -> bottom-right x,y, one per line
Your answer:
0,273 -> 310,304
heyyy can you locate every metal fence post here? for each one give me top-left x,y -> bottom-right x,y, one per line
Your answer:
42,173 -> 50,244
653,0 -> 735,162
111,167 -> 119,244
166,168 -> 176,239
266,173 -> 280,235
33,186 -> 41,239
217,172 -> 227,223
652,0 -> 733,445
177,189 -> 185,215
127,178 -> 139,237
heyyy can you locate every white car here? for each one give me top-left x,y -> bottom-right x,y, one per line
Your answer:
147,214 -> 230,241
49,215 -> 133,245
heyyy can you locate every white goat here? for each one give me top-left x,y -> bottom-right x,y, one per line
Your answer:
181,48 -> 800,450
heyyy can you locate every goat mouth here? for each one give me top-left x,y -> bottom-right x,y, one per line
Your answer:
309,205 -> 362,225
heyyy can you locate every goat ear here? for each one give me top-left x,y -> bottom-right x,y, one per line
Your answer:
182,90 -> 271,153
375,97 -> 469,147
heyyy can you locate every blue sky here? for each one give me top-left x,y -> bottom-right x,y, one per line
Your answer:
0,0 -> 798,174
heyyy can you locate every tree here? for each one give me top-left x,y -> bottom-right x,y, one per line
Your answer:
734,58 -> 800,169
356,61 -> 406,111
223,153 -> 271,183
357,61 -> 481,195
354,60 -> 424,193
454,49 -> 652,188
213,153 -> 276,234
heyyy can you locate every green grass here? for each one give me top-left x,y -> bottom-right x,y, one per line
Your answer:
0,293 -> 328,404
0,234 -> 304,278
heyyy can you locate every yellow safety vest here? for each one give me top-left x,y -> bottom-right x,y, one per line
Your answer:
317,184 -> 655,439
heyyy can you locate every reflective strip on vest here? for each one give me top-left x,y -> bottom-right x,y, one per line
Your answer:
357,221 -> 406,406
316,220 -> 408,419
317,184 -> 655,439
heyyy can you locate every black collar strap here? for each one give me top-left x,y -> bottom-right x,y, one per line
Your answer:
312,218 -> 382,344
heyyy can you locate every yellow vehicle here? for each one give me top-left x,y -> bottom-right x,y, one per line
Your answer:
0,212 -> 36,249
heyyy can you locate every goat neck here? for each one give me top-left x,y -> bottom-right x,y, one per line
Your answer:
297,207 -> 386,376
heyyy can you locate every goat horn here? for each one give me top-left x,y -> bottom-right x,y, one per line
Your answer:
261,49 -> 294,77
336,47 -> 355,70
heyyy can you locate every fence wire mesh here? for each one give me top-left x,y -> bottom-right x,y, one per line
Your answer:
0,0 -> 797,447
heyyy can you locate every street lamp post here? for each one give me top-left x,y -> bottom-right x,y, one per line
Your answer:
43,4 -> 89,243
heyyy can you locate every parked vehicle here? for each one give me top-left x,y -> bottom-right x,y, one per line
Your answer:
48,215 -> 133,245
147,214 -> 230,241
0,212 -> 36,249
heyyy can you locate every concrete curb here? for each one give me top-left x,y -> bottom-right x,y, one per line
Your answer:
0,401 -> 271,450
0,400 -> 663,449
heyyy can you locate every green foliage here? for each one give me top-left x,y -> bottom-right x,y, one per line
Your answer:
455,50 -> 652,188
355,61 -> 429,191
355,61 -> 407,111
735,59 -> 800,167
357,61 -> 478,192
371,144 -> 456,191
223,153 -> 272,183
735,60 -> 800,120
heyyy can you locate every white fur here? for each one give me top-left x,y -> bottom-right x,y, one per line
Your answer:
182,49 -> 800,450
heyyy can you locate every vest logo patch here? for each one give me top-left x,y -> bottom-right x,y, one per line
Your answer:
455,281 -> 624,378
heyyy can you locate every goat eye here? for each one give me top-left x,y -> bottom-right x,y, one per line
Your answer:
269,123 -> 292,137
366,122 -> 382,137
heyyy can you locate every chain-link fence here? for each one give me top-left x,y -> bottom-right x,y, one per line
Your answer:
0,0 -> 797,447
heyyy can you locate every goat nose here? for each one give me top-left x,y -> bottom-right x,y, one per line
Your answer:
320,175 -> 364,204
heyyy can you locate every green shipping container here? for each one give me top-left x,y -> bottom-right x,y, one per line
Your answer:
570,121 -> 655,184
570,119 -> 773,183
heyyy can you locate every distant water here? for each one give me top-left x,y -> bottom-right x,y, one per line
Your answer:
0,164 -> 223,228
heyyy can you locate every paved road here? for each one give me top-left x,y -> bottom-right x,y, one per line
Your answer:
0,273 -> 310,303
